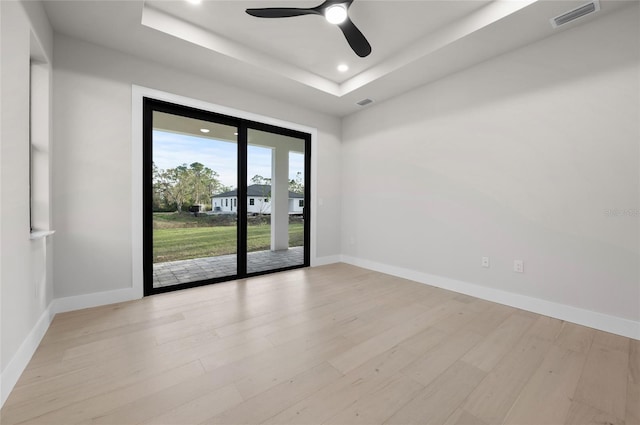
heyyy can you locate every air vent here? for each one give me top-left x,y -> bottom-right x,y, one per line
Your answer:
551,1 -> 599,28
356,98 -> 374,107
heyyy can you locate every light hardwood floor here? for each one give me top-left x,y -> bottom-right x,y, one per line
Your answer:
1,263 -> 638,424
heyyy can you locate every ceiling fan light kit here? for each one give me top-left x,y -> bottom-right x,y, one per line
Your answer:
245,0 -> 372,58
325,4 -> 348,24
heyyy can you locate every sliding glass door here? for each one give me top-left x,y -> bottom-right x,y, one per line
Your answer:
143,99 -> 310,295
246,128 -> 307,274
146,106 -> 239,291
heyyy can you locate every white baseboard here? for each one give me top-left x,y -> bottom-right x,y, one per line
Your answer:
53,287 -> 142,314
341,255 -> 640,340
312,255 -> 342,267
0,302 -> 55,407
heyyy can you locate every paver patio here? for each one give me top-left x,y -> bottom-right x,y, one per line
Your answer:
153,246 -> 304,288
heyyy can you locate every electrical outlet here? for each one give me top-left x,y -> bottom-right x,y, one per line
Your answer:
482,257 -> 490,268
514,260 -> 524,273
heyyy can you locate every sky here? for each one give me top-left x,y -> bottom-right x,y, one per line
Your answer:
153,130 -> 305,189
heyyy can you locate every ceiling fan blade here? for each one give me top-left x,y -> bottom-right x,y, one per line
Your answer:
338,17 -> 371,57
245,8 -> 321,18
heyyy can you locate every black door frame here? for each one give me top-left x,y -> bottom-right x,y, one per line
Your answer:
143,98 -> 311,296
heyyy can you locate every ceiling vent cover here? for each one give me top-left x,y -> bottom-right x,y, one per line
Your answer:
551,1 -> 600,28
356,98 -> 374,107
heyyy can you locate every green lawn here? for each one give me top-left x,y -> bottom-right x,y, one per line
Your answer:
154,221 -> 304,263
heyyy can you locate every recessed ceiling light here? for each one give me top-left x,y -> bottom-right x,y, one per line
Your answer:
234,132 -> 238,136
337,64 -> 349,72
325,4 -> 347,25
200,128 -> 210,133
186,0 -> 202,4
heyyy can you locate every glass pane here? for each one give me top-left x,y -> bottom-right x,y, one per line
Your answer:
247,129 -> 306,274
289,151 -> 305,256
152,111 -> 238,288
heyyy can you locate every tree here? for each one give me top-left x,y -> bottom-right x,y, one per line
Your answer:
214,185 -> 233,195
187,162 -> 220,208
151,162 -> 168,211
152,162 -> 224,213
288,171 -> 304,195
155,164 -> 190,212
251,174 -> 271,186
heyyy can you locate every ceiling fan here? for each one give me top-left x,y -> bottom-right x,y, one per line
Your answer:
245,0 -> 372,58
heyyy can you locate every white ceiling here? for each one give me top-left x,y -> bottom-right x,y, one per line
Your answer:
145,0 -> 489,83
42,0 -> 630,117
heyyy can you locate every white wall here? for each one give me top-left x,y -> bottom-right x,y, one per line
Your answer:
0,0 -> 54,406
342,5 -> 639,332
52,34 -> 342,299
248,198 -> 271,215
290,198 -> 304,214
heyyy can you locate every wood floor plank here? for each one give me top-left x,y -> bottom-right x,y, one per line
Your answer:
194,335 -> 276,371
462,334 -> 554,423
212,273 -> 407,342
39,311 -> 185,347
502,345 -> 587,425
385,361 -> 486,425
431,307 -> 480,334
15,315 -> 202,387
3,353 -> 208,424
210,272 -> 393,337
412,286 -> 457,310
564,400 -> 625,425
4,360 -> 205,425
140,384 -> 243,425
0,264 -> 633,425
460,303 -> 516,336
115,332 -> 342,424
628,381 -> 640,425
628,339 -> 640,425
400,330 -> 484,387
442,409 -> 488,425
461,313 -> 534,372
394,326 -> 449,356
329,300 -> 465,374
525,315 -> 564,341
593,329 -> 630,352
264,347 -> 422,424
12,330 -> 269,404
554,322 -> 595,354
200,324 -> 349,375
323,374 -> 424,425
573,341 -> 629,420
262,288 -> 400,347
338,298 -> 441,345
204,362 -> 343,424
88,377 -> 230,424
234,336 -> 352,400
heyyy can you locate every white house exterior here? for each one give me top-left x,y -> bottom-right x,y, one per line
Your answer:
213,184 -> 304,214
